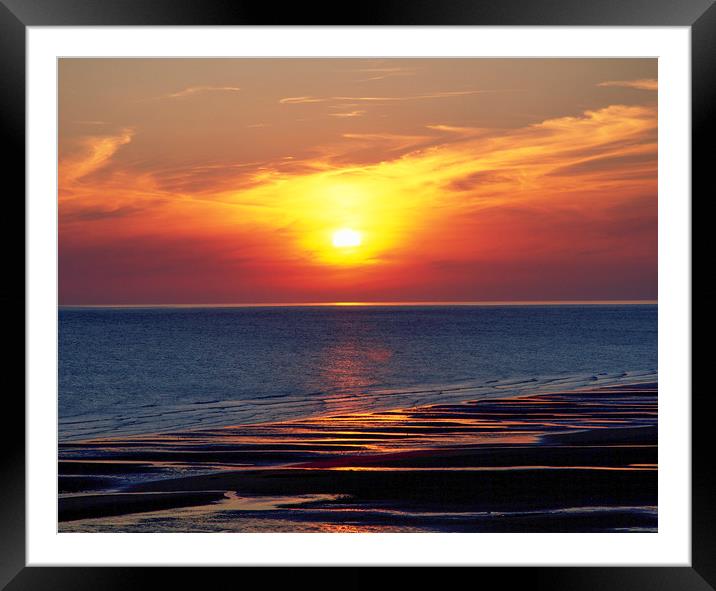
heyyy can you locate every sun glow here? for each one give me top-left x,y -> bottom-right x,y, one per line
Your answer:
332,228 -> 362,248
58,57 -> 658,302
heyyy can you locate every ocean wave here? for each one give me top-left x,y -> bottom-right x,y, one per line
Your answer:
59,368 -> 657,441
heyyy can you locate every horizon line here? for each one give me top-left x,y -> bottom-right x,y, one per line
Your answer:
59,299 -> 658,309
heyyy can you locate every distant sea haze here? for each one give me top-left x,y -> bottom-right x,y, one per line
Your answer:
58,304 -> 657,441
60,300 -> 657,308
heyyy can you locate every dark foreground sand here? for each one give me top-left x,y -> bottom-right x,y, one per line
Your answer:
58,382 -> 657,532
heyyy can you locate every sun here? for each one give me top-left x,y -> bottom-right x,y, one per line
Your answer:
332,228 -> 362,248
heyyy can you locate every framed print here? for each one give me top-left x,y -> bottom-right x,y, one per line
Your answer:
5,0 -> 709,587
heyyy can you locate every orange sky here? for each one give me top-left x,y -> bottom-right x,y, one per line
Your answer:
58,59 -> 657,304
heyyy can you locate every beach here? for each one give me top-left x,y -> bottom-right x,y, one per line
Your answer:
59,381 -> 657,533
55,55 -> 660,541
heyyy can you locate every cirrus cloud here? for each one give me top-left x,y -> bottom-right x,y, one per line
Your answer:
597,79 -> 657,91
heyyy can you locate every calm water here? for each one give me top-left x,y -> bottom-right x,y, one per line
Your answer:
59,305 -> 657,441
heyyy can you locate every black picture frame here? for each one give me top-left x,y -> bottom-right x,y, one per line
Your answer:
3,0 -> 707,588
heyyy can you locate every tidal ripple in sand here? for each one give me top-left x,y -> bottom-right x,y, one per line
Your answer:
59,382 -> 657,533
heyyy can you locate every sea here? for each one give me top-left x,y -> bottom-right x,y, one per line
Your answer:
58,304 -> 657,442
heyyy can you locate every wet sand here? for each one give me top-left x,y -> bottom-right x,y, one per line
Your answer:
59,382 -> 657,532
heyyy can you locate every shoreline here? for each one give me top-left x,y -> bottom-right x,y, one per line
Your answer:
59,381 -> 658,533
59,369 -> 658,443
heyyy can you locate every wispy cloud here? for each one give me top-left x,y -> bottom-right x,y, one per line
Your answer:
425,124 -> 487,137
60,128 -> 134,185
150,85 -> 242,100
329,110 -> 367,118
60,200 -> 168,223
279,96 -> 327,105
339,132 -> 432,152
59,101 -> 657,303
350,66 -> 418,82
279,90 -> 497,105
597,79 -> 657,91
73,120 -> 109,126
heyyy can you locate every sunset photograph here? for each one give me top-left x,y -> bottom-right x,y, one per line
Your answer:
58,58 -> 657,533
